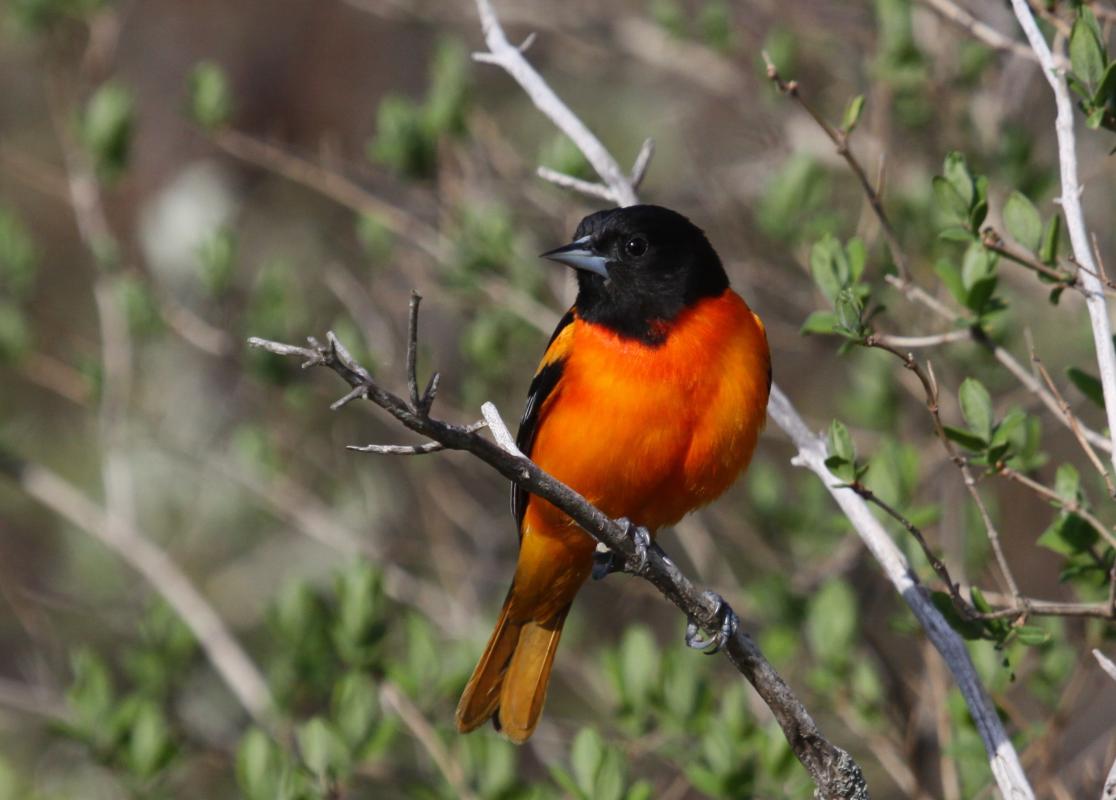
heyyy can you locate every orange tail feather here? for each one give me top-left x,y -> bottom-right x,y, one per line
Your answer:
455,585 -> 573,743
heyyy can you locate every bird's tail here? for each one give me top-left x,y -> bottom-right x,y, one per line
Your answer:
455,583 -> 573,744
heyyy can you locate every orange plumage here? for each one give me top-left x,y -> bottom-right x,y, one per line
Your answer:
456,206 -> 771,742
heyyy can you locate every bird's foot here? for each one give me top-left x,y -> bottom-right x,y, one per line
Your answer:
685,591 -> 738,654
591,518 -> 651,580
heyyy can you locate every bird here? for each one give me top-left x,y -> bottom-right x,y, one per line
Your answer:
455,204 -> 771,744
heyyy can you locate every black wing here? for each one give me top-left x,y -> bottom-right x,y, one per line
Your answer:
511,308 -> 575,531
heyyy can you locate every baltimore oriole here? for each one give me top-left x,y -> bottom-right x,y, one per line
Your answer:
455,205 -> 771,743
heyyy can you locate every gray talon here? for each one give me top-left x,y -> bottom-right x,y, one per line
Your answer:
685,591 -> 738,654
619,517 -> 651,574
591,519 -> 652,580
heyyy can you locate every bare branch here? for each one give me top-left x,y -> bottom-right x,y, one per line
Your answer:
1009,0 -> 1116,478
918,0 -> 1042,63
1096,649 -> 1116,684
1,457 -> 275,732
348,421 -> 487,454
249,329 -> 867,798
481,401 -> 524,457
769,386 -> 1034,799
473,0 -> 639,205
536,166 -> 618,202
874,330 -> 971,348
407,291 -> 423,410
630,137 -> 655,188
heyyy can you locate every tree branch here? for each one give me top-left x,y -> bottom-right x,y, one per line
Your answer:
249,326 -> 867,798
472,0 -> 638,206
1009,0 -> 1116,479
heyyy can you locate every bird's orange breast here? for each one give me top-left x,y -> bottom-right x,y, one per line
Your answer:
524,289 -> 770,539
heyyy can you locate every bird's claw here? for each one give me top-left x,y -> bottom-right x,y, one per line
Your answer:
685,591 -> 738,654
591,518 -> 651,580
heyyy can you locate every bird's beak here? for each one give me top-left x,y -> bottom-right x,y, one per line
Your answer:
540,235 -> 609,279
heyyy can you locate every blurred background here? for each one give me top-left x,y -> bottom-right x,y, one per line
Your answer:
1,0 -> 1116,797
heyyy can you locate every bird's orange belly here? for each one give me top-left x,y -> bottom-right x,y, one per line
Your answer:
525,292 -> 769,540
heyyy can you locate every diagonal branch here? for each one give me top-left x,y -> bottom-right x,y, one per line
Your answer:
249,328 -> 867,798
0,456 -> 276,732
472,0 -> 637,206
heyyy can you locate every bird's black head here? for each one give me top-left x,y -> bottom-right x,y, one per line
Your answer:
540,205 -> 729,344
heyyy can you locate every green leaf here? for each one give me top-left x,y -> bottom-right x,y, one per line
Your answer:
943,151 -> 974,208
806,579 -> 858,657
236,729 -> 282,800
961,242 -> 995,290
841,94 -> 866,133
809,234 -> 848,303
594,749 -> 626,800
930,591 -> 987,640
965,277 -> 998,314
846,237 -> 867,282
1054,463 -> 1081,506
187,61 -> 232,130
1003,191 -> 1043,253
1086,106 -> 1106,129
932,176 -> 969,224
1037,513 -> 1098,555
1070,9 -> 1106,91
834,288 -> 864,336
297,717 -> 350,779
827,420 -> 855,464
800,310 -> 838,335
1015,626 -> 1051,646
959,377 -> 994,440
970,586 -> 993,614
81,82 -> 135,180
939,226 -> 975,243
331,672 -> 379,747
1040,214 -> 1062,265
618,627 -> 658,709
934,259 -> 967,305
571,728 -> 604,797
1094,60 -> 1116,106
0,207 -> 38,300
943,424 -> 987,451
1067,367 -> 1105,408
67,648 -> 114,736
127,700 -> 173,778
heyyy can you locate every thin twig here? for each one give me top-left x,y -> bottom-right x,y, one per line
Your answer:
762,52 -> 909,280
407,291 -> 422,410
347,421 -> 487,454
380,682 -> 479,800
536,166 -> 617,202
865,336 -> 1023,602
875,330 -> 971,348
1031,351 -> 1115,496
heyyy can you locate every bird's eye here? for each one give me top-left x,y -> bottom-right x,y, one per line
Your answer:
624,236 -> 648,258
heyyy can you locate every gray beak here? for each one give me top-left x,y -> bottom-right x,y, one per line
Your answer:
540,235 -> 609,279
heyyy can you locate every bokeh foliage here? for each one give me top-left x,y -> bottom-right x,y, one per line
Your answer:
1,1 -> 1115,799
